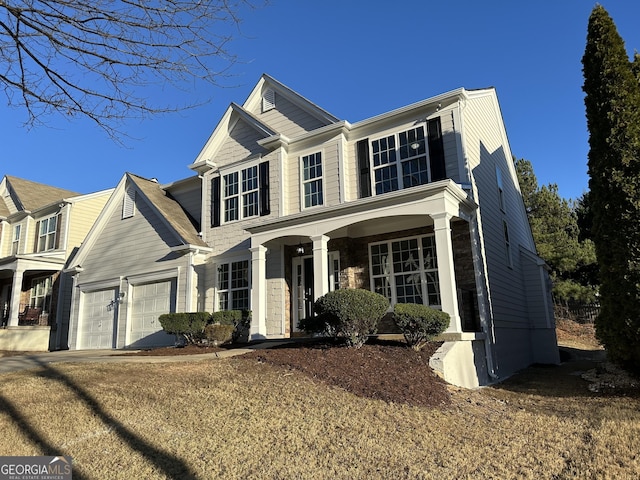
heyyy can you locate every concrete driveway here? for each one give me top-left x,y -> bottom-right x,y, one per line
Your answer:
0,343 -> 279,375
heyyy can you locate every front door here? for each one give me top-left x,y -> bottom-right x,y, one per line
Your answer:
292,252 -> 340,331
293,256 -> 314,331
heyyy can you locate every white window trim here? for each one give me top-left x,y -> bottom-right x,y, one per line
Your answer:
503,219 -> 513,268
368,233 -> 441,308
299,150 -> 325,210
30,275 -> 53,313
12,224 -> 21,255
220,160 -> 261,224
496,167 -> 506,213
215,258 -> 251,311
369,124 -> 431,196
37,214 -> 58,252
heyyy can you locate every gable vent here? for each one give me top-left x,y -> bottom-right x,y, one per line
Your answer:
123,185 -> 136,219
262,88 -> 276,112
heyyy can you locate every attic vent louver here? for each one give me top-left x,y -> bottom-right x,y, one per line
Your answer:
262,88 -> 275,112
123,185 -> 135,219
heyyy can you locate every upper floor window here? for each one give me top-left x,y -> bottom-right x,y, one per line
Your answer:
496,167 -> 506,212
11,225 -> 21,255
223,165 -> 259,222
358,117 -> 446,199
37,215 -> 58,252
211,161 -> 270,227
301,152 -> 323,208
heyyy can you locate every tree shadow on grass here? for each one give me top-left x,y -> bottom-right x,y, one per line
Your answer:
490,346 -> 609,399
4,359 -> 199,479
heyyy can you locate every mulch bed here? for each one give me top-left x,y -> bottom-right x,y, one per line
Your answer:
239,339 -> 451,408
119,344 -> 225,356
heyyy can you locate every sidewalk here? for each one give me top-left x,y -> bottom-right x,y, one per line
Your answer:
0,341 -> 289,375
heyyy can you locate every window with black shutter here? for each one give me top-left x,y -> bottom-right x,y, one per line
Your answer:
427,117 -> 446,181
357,139 -> 371,198
211,176 -> 221,227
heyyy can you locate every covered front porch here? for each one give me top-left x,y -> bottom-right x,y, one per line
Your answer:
0,256 -> 65,351
246,180 -> 488,340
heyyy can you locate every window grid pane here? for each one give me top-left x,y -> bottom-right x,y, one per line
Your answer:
302,152 -> 323,208
369,234 -> 441,307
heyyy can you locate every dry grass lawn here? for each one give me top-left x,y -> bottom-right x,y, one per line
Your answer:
0,322 -> 638,479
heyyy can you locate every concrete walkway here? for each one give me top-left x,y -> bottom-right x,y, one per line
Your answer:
0,341 -> 289,375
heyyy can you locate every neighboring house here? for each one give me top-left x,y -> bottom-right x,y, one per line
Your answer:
64,174 -> 210,350
65,75 -> 559,387
0,176 -> 111,351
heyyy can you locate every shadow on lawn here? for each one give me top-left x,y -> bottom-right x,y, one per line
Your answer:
3,359 -> 198,480
491,346 -> 609,398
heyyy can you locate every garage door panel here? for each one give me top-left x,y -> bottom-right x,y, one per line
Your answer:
128,279 -> 176,348
80,289 -> 117,349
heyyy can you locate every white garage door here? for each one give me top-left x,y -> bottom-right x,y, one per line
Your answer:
129,279 -> 176,348
80,289 -> 117,349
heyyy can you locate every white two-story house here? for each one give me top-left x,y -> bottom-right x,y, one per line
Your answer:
65,75 -> 559,387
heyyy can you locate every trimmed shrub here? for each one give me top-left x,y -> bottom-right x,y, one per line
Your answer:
211,310 -> 242,326
158,312 -> 210,345
392,303 -> 450,351
204,324 -> 235,346
210,309 -> 251,343
313,289 -> 389,348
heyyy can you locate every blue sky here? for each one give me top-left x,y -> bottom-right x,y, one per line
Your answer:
3,1 -> 640,201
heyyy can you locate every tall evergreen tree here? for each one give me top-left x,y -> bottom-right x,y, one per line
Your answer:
515,158 -> 597,304
582,5 -> 640,375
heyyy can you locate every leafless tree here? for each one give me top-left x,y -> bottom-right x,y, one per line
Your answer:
0,0 -> 262,141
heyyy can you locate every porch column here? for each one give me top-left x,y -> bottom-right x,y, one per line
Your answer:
432,213 -> 462,332
8,268 -> 25,327
311,235 -> 329,301
250,245 -> 267,339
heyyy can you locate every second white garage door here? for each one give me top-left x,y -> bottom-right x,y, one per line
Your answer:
129,279 -> 177,348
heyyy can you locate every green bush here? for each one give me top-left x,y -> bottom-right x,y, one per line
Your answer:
158,312 -> 210,345
211,310 -> 242,326
392,303 -> 450,351
313,289 -> 389,348
210,309 -> 251,343
204,324 -> 235,346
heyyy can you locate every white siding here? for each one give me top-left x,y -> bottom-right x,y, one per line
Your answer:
250,94 -> 329,139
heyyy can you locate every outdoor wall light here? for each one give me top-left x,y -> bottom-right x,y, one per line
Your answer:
296,243 -> 305,256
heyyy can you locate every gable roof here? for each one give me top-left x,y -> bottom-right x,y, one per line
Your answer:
0,198 -> 9,218
127,173 -> 207,248
191,74 -> 341,171
4,175 -> 79,212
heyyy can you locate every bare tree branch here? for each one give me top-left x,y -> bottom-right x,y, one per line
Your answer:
0,0 -> 264,142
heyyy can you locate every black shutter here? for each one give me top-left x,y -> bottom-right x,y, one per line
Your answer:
427,118 -> 446,181
34,221 -> 41,252
54,214 -> 63,249
211,176 -> 221,227
259,161 -> 270,216
357,139 -> 371,198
